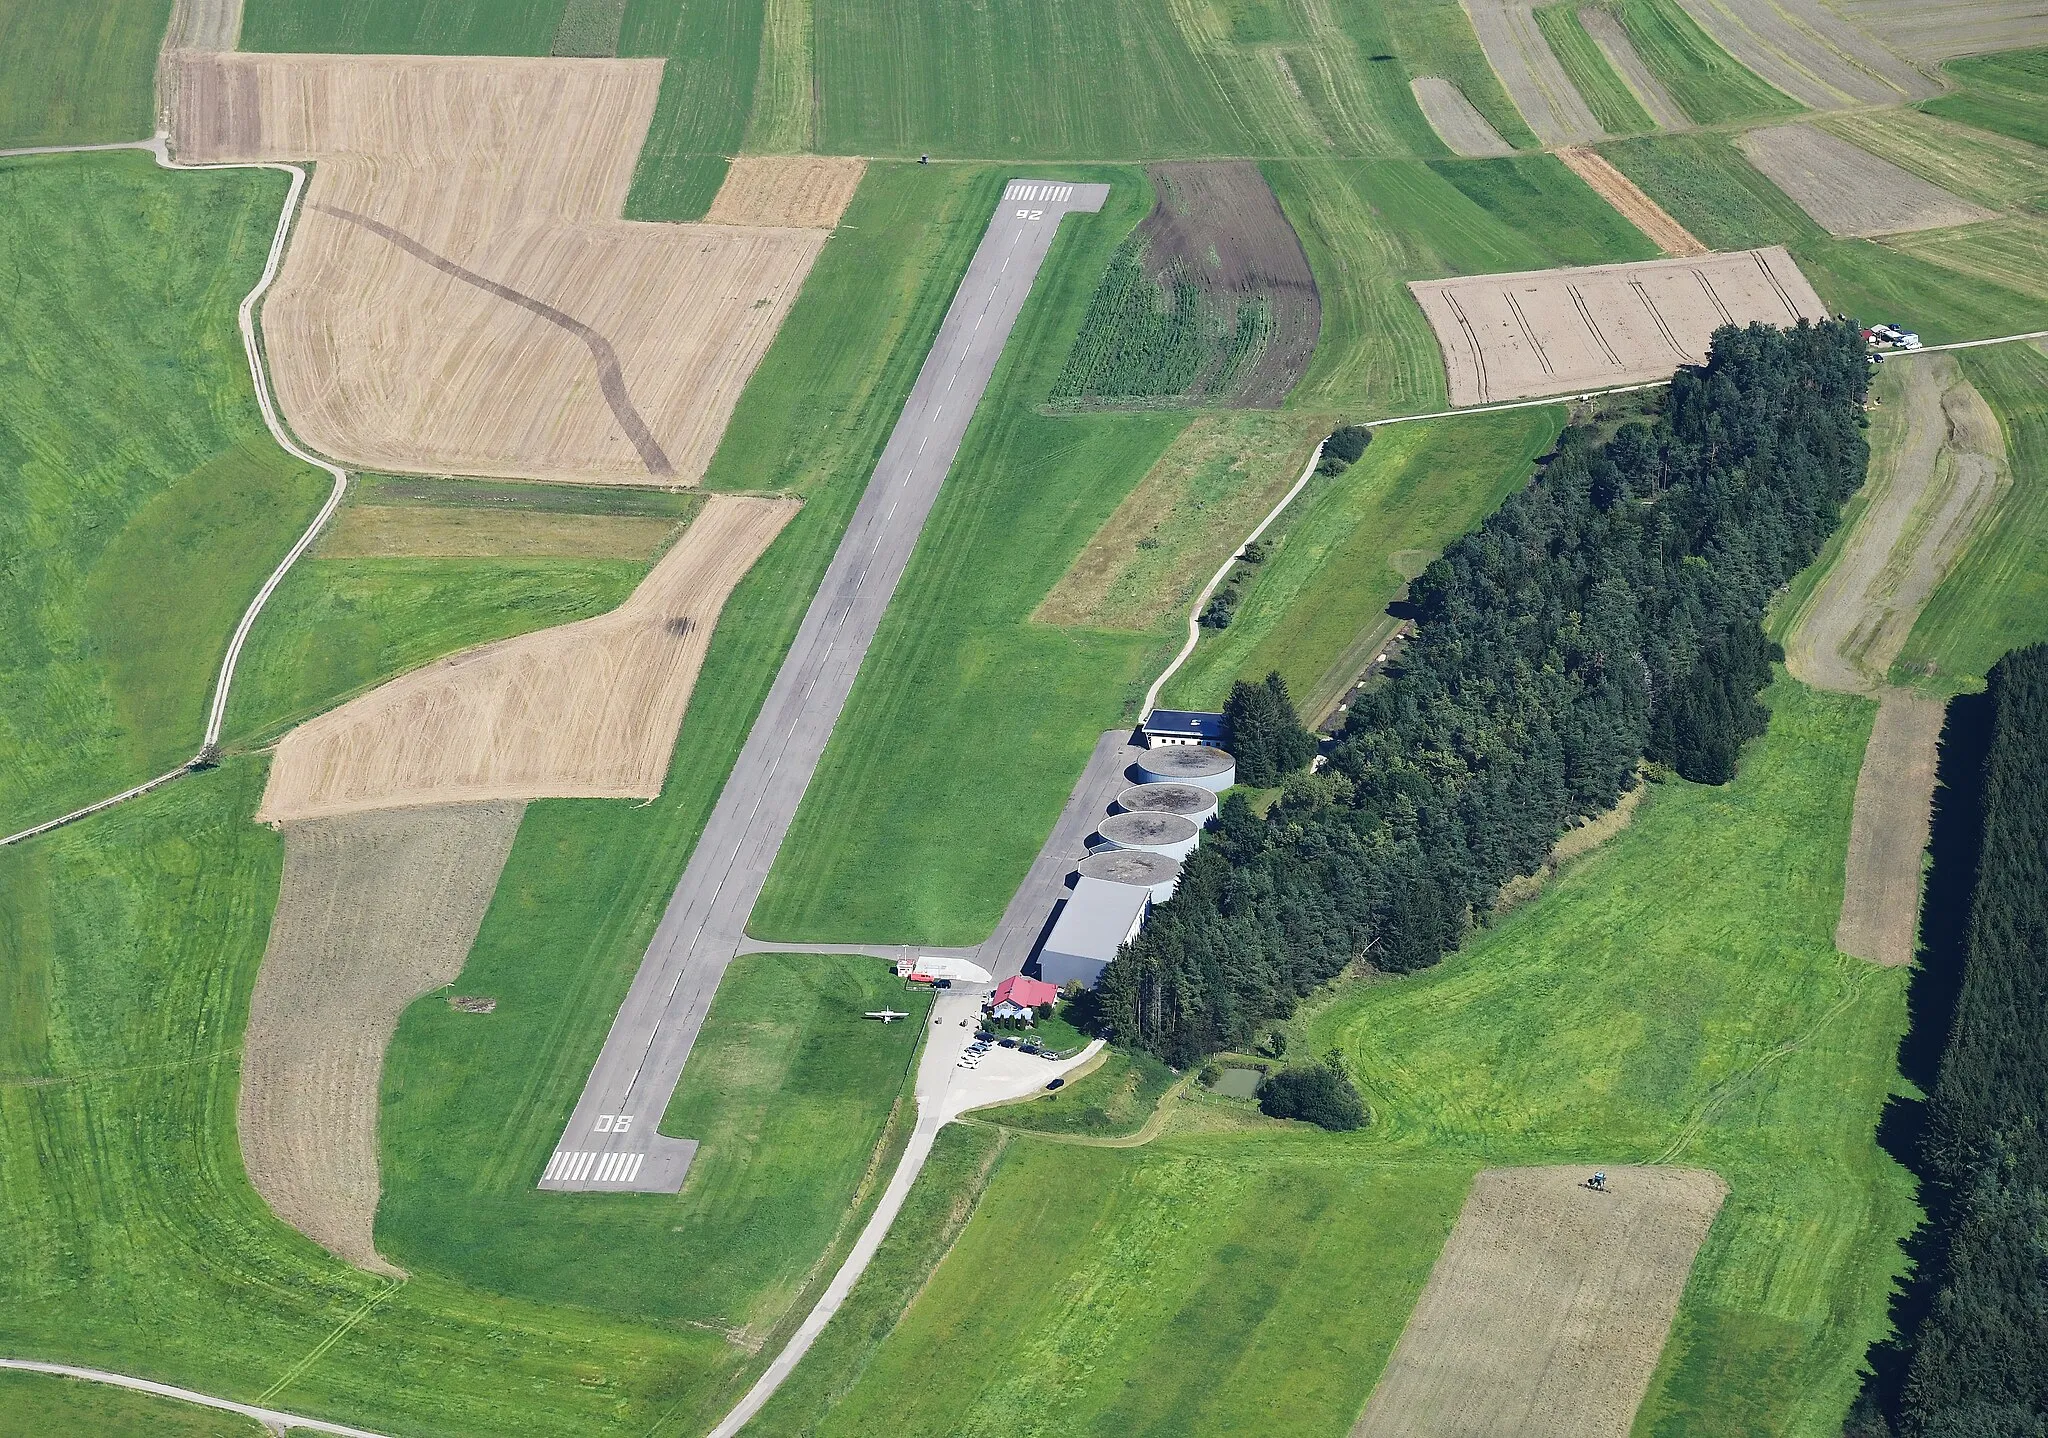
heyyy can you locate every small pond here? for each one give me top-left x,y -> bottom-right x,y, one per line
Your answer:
1211,1066 -> 1262,1099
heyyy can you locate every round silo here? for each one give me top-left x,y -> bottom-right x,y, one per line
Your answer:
1134,745 -> 1236,792
1115,782 -> 1218,827
1096,810 -> 1201,860
1076,848 -> 1181,903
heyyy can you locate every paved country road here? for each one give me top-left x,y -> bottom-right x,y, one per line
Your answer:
542,179 -> 1110,1194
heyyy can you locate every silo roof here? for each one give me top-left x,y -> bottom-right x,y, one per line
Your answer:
1099,810 -> 1199,845
1117,782 -> 1216,817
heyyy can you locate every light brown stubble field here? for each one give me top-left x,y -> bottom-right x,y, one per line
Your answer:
258,494 -> 797,821
239,802 -> 526,1274
168,53 -> 853,486
1736,124 -> 1996,237
1556,146 -> 1706,255
1352,1166 -> 1727,1438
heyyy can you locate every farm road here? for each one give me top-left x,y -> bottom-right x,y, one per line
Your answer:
542,180 -> 1109,1194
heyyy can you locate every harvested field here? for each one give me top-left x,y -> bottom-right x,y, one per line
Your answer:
1785,355 -> 2009,695
1557,145 -> 1705,254
1836,689 -> 1944,965
703,155 -> 866,228
167,53 -> 836,486
1411,76 -> 1516,156
1579,7 -> 1691,129
1353,1166 -> 1727,1438
314,505 -> 680,559
1051,162 -> 1319,409
1462,0 -> 1604,144
1409,245 -> 1826,405
1670,0 -> 1939,107
1881,217 -> 2048,309
258,494 -> 796,821
1841,0 -> 2048,61
240,802 -> 525,1274
1737,124 -> 1994,237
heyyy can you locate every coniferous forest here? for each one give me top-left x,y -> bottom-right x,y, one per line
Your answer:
1101,321 -> 1873,1063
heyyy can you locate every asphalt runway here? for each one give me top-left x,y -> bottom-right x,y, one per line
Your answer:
542,179 -> 1109,1193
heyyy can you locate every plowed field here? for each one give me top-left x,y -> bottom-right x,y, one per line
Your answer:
1353,1166 -> 1727,1437
258,495 -> 795,821
240,802 -> 525,1273
168,53 -> 842,486
1737,124 -> 1994,237
1409,246 -> 1825,404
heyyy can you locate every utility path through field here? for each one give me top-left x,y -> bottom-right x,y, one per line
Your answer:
541,180 -> 1109,1195
0,1359 -> 394,1437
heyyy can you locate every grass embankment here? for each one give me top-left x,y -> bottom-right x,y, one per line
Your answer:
977,1046 -> 1178,1138
0,154 -> 328,835
752,680 -> 1916,1437
1534,3 -> 1657,134
1163,408 -> 1564,716
1895,342 -> 2048,688
1921,46 -> 2048,151
0,1368 -> 265,1437
1600,132 -> 2048,341
1604,0 -> 1801,125
0,0 -> 170,146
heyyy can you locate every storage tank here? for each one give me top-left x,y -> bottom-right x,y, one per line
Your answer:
1115,782 -> 1217,827
1134,745 -> 1235,792
1077,848 -> 1181,903
1096,809 -> 1201,860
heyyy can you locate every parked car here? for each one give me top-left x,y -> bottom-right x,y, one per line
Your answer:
1045,1078 -> 1065,1091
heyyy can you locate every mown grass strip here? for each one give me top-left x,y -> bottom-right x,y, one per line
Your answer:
1534,3 -> 1657,134
1920,46 -> 2048,151
1607,0 -> 1801,125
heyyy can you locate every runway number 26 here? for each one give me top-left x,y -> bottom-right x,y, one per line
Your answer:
1016,208 -> 1044,220
595,1114 -> 632,1133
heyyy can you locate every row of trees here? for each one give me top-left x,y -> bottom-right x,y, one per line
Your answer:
1861,646 -> 2048,1437
1100,321 -> 1873,1064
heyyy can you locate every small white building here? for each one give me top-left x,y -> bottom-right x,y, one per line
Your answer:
1139,708 -> 1227,748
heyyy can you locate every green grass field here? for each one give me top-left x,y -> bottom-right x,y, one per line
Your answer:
1894,342 -> 2048,690
1534,2 -> 1657,134
1921,46 -> 2048,151
1607,0 -> 1801,125
1600,132 -> 2048,341
977,1046 -> 1179,1137
0,153 -> 328,836
0,1368 -> 265,1436
0,0 -> 171,146
239,0 -> 562,51
1162,407 -> 1565,715
759,679 -> 1915,1437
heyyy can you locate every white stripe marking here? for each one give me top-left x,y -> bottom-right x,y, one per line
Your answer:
623,1153 -> 645,1182
571,1151 -> 597,1181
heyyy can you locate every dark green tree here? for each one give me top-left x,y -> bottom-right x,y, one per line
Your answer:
1226,671 -> 1317,786
1258,1059 -> 1366,1130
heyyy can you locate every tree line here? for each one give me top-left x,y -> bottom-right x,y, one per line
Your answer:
1100,321 -> 1873,1064
1850,645 -> 2048,1438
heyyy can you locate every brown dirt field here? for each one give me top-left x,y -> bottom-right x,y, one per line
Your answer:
239,802 -> 524,1274
1737,125 -> 1994,237
1579,8 -> 1690,129
315,505 -> 679,559
703,155 -> 866,228
1410,246 -> 1826,405
1785,355 -> 2009,694
1837,689 -> 1945,966
1671,0 -> 1939,107
1034,412 -> 1330,629
1461,0 -> 1604,144
1839,0 -> 2048,61
1557,146 -> 1706,256
168,53 -> 831,486
1410,76 -> 1515,157
258,494 -> 796,821
1353,1166 -> 1727,1438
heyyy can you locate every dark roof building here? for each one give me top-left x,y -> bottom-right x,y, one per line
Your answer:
1139,708 -> 1227,748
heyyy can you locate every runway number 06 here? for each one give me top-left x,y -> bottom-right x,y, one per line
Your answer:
1016,208 -> 1043,220
594,1114 -> 632,1133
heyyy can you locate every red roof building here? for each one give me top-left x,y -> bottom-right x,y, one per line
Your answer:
989,975 -> 1059,1015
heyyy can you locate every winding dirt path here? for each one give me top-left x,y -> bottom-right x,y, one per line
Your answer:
0,1359 -> 394,1438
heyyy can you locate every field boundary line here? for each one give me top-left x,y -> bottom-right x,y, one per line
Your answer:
0,1359 -> 398,1437
0,135 -> 350,849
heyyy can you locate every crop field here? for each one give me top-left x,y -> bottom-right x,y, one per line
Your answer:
1411,76 -> 1517,155
1668,0 -> 1936,108
239,0 -> 564,54
704,155 -> 868,227
240,802 -> 526,1274
0,0 -> 170,146
1161,407 -> 1564,714
1606,0 -> 1802,125
1921,44 -> 2048,149
1818,108 -> 2048,218
314,505 -> 680,560
0,153 -> 328,837
1051,163 -> 1321,410
1735,124 -> 1993,236
1556,144 -> 1705,253
1411,247 -> 1826,406
258,495 -> 795,821
173,51 -> 839,488
1534,3 -> 1659,133
1462,0 -> 1604,145
1846,1 -> 2048,63
1577,4 -> 1692,127
1354,1167 -> 1727,1437
1897,342 -> 2048,687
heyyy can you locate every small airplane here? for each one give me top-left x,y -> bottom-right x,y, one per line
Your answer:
864,1010 -> 912,1024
